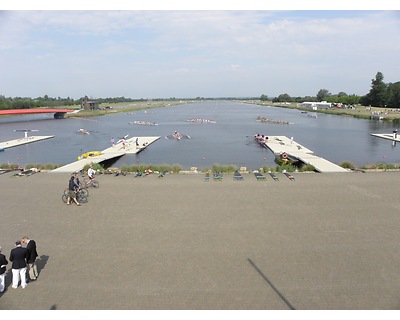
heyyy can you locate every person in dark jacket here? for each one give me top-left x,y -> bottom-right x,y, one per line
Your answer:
67,175 -> 81,206
22,236 -> 38,281
0,246 -> 8,293
9,240 -> 29,289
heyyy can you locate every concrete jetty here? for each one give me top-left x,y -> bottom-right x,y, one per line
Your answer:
263,136 -> 348,173
52,136 -> 160,173
0,135 -> 54,150
370,133 -> 400,142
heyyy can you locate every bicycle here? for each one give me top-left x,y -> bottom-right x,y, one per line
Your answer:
80,175 -> 99,188
62,189 -> 88,204
64,187 -> 89,197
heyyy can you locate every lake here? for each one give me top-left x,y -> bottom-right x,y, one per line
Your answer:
1,101 -> 399,170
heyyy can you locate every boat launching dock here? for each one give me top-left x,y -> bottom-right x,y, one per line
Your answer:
0,135 -> 55,150
263,136 -> 348,173
370,133 -> 400,143
52,136 -> 160,173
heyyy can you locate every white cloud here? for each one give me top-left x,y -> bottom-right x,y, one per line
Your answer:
0,10 -> 399,98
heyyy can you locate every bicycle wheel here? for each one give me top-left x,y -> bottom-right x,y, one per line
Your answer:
79,188 -> 89,197
80,179 -> 89,189
77,194 -> 88,203
92,180 -> 99,188
62,194 -> 68,203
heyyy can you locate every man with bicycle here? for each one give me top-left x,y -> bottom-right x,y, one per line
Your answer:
67,175 -> 81,206
74,172 -> 81,189
87,165 -> 95,184
82,164 -> 99,188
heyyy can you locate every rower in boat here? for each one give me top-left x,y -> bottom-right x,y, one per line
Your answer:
165,131 -> 191,140
173,131 -> 182,140
78,128 -> 89,134
254,133 -> 268,147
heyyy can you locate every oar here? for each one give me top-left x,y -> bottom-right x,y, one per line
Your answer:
245,135 -> 257,145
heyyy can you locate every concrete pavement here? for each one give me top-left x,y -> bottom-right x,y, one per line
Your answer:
1,170 -> 400,310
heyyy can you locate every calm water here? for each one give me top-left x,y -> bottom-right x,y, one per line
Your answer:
1,101 -> 399,170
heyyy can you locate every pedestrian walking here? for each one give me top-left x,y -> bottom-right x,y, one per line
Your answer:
0,246 -> 8,293
22,236 -> 38,281
9,241 -> 28,289
67,175 -> 81,206
111,137 -> 115,147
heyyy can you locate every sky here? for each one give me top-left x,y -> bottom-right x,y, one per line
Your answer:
0,1 -> 400,100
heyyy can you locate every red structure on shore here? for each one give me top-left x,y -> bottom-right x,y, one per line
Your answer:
0,108 -> 74,119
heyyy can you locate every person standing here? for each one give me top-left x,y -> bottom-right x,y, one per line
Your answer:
0,246 -> 8,293
21,236 -> 38,281
9,241 -> 28,289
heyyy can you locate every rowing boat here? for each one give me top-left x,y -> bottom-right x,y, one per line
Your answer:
254,133 -> 269,148
165,132 -> 191,140
78,128 -> 90,134
186,118 -> 216,124
129,121 -> 158,126
256,116 -> 292,125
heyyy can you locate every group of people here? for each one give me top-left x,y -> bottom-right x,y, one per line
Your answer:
111,136 -> 128,148
256,116 -> 290,125
0,236 -> 39,292
254,133 -> 269,143
66,165 -> 95,206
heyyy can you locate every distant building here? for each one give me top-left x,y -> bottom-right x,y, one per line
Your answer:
316,101 -> 332,109
81,96 -> 99,110
299,102 -> 316,108
299,101 -> 331,109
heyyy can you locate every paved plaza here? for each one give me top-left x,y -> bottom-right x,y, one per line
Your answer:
1,170 -> 400,310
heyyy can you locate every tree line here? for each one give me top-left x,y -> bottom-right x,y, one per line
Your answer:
0,96 -> 166,110
1,71 -> 399,110
262,71 -> 400,109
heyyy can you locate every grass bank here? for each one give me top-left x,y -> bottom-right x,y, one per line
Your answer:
65,100 -> 194,118
244,100 -> 400,121
3,161 -> 400,174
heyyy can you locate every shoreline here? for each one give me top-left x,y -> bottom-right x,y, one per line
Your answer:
2,161 -> 400,174
64,99 -> 400,122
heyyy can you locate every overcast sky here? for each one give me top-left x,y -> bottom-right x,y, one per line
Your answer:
1,3 -> 399,99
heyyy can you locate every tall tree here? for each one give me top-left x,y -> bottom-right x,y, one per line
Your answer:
316,89 -> 331,102
364,71 -> 387,107
386,82 -> 400,109
274,93 -> 291,102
